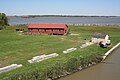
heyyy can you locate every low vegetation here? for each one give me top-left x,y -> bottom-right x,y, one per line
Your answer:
0,25 -> 120,80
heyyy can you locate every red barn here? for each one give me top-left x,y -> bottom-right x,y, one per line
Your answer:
27,24 -> 68,35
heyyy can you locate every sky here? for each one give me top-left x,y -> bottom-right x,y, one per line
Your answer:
0,0 -> 120,16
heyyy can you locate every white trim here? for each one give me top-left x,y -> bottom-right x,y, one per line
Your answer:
102,42 -> 120,60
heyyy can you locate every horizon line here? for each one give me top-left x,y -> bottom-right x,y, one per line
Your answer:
7,14 -> 120,17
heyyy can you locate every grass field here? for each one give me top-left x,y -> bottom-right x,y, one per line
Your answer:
0,25 -> 120,80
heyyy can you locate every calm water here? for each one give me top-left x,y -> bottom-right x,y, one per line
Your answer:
59,46 -> 120,80
8,17 -> 120,25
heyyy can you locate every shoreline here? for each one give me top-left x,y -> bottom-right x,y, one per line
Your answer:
8,15 -> 120,18
58,42 -> 120,80
9,23 -> 120,26
102,42 -> 120,60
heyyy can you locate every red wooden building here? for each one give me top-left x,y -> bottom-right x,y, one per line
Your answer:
27,24 -> 68,35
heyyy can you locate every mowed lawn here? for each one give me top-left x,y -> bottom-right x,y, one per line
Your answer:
0,25 -> 86,67
0,25 -> 120,79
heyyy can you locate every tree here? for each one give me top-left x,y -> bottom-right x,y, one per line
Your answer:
0,12 -> 8,29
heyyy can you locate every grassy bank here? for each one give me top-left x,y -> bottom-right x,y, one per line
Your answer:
0,25 -> 120,80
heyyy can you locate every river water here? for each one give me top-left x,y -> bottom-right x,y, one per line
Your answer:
59,46 -> 120,80
8,17 -> 120,25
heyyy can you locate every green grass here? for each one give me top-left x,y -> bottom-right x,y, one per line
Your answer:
0,25 -> 120,79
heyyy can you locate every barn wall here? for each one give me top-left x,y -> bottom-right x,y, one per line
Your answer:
27,25 -> 68,35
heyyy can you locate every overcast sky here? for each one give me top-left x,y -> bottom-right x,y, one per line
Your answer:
0,0 -> 120,16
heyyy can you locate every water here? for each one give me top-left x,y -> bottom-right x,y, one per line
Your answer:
59,46 -> 120,80
8,17 -> 120,25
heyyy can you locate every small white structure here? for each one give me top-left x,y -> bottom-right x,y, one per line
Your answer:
63,48 -> 77,54
0,64 -> 22,73
91,32 -> 111,48
80,42 -> 94,48
28,53 -> 59,63
91,32 -> 110,44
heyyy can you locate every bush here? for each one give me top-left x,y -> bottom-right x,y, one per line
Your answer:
0,25 -> 3,30
66,57 -> 79,72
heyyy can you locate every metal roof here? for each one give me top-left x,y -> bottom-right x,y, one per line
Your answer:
28,24 -> 67,29
92,32 -> 107,39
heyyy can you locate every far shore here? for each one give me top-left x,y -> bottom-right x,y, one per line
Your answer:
7,15 -> 120,18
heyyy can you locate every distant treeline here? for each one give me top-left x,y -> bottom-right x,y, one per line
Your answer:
0,13 -> 8,29
10,15 -> 120,18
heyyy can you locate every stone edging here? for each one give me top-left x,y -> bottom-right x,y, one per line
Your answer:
0,64 -> 22,73
102,42 -> 120,60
